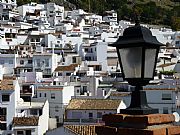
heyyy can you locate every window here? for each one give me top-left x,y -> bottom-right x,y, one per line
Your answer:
66,73 -> 71,76
53,81 -> 56,85
20,60 -> 24,65
30,109 -> 37,115
55,106 -> 59,112
26,130 -> 31,135
55,116 -> 59,123
163,107 -> 169,114
36,59 -> 40,67
45,59 -> 49,67
36,38 -> 40,42
77,89 -> 80,93
0,123 -> 6,130
97,112 -> 102,118
17,131 -> 23,135
83,86 -> 87,93
89,113 -> 93,119
91,48 -> 93,52
44,93 -> 46,97
162,93 -> 172,100
175,41 -> 180,45
9,60 -> 13,64
39,93 -> 41,97
2,94 -> 10,102
0,60 -> 4,64
58,72 -> 62,76
72,57 -> 76,63
85,48 -> 88,52
31,38 -> 35,42
28,60 -> 32,64
39,109 -> 42,115
0,108 -> 6,115
51,93 -> 55,99
44,69 -> 51,74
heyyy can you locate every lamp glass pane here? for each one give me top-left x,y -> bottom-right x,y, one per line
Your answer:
144,48 -> 157,78
119,47 -> 142,78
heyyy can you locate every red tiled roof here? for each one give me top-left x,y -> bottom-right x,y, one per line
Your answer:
0,76 -> 16,90
55,64 -> 78,72
13,117 -> 39,126
65,125 -> 97,135
66,99 -> 121,110
37,86 -> 63,91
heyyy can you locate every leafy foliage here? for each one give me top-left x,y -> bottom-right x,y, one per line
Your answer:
159,70 -> 176,75
66,0 -> 180,30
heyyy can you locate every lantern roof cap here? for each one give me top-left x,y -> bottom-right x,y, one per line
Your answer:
110,25 -> 164,48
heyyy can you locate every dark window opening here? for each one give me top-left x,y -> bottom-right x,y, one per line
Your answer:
2,95 -> 10,102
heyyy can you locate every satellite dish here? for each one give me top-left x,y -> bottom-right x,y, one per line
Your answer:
173,112 -> 180,122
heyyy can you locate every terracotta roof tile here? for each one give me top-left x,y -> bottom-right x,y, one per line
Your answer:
0,76 -> 15,90
65,125 -> 97,135
55,64 -> 79,72
13,117 -> 39,126
110,92 -> 131,97
37,86 -> 63,91
66,99 -> 121,110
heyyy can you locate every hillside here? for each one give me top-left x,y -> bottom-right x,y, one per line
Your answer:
16,0 -> 180,30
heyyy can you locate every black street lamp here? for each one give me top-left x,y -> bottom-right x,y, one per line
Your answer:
109,23 -> 164,115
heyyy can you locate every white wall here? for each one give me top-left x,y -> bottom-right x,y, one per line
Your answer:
38,100 -> 49,135
146,90 -> 176,114
117,100 -> 127,113
31,86 -> 64,123
0,79 -> 21,134
66,109 -> 117,119
0,54 -> 17,74
96,42 -> 108,71
63,86 -> 75,105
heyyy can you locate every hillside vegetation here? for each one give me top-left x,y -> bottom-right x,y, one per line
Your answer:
67,0 -> 180,30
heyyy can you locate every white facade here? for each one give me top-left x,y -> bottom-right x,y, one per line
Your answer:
65,99 -> 126,121
145,89 -> 176,114
32,85 -> 74,124
0,53 -> 18,75
0,78 -> 21,134
0,23 -> 19,49
46,3 -> 64,26
33,53 -> 58,77
13,100 -> 49,135
17,3 -> 45,19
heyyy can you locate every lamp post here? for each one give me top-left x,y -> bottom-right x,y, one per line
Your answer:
109,23 -> 164,115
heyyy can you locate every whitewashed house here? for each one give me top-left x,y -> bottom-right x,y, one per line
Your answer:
53,63 -> 79,85
0,22 -> 19,49
17,2 -> 45,20
0,53 -> 18,75
31,85 -> 74,124
33,52 -> 58,78
0,0 -> 17,10
12,100 -> 49,135
144,85 -> 177,114
0,76 -> 21,135
103,10 -> 117,26
46,3 -> 64,26
65,99 -> 126,123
